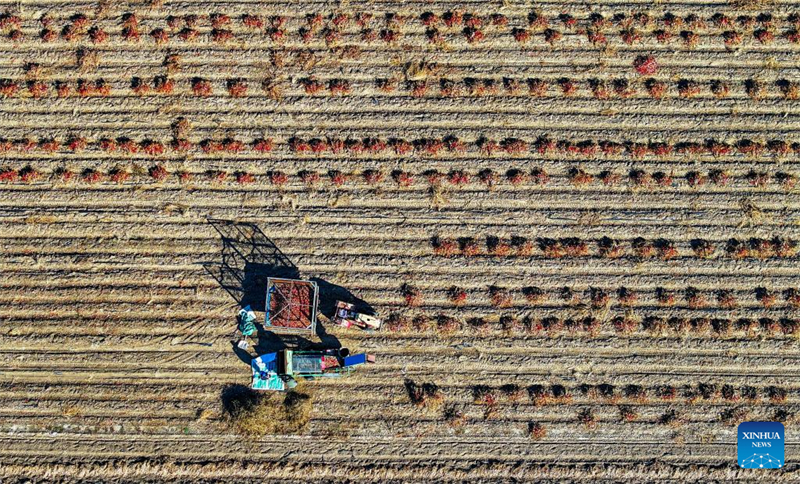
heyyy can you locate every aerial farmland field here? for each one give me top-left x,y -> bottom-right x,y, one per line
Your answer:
1,0 -> 800,481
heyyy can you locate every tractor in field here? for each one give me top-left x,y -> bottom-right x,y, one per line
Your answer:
332,300 -> 382,330
238,277 -> 376,391
251,348 -> 375,391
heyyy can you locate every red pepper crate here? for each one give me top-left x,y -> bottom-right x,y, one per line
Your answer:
265,277 -> 319,334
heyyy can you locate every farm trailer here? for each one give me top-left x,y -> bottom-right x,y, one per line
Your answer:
251,348 -> 376,391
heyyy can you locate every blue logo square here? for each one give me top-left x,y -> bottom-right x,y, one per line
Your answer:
738,421 -> 784,469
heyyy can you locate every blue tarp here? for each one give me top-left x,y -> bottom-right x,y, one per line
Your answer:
251,353 -> 285,391
343,353 -> 368,367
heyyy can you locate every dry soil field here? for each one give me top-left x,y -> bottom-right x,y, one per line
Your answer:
1,0 -> 800,482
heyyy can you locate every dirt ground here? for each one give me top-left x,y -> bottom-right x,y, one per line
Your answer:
1,1 -> 799,482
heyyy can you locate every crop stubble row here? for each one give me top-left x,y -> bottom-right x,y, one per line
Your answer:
2,0 -> 800,481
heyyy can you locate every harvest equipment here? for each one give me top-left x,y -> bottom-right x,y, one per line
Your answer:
264,277 -> 319,334
251,348 -> 376,391
332,300 -> 382,330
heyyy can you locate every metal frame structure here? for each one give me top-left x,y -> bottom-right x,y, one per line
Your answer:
265,277 -> 319,333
